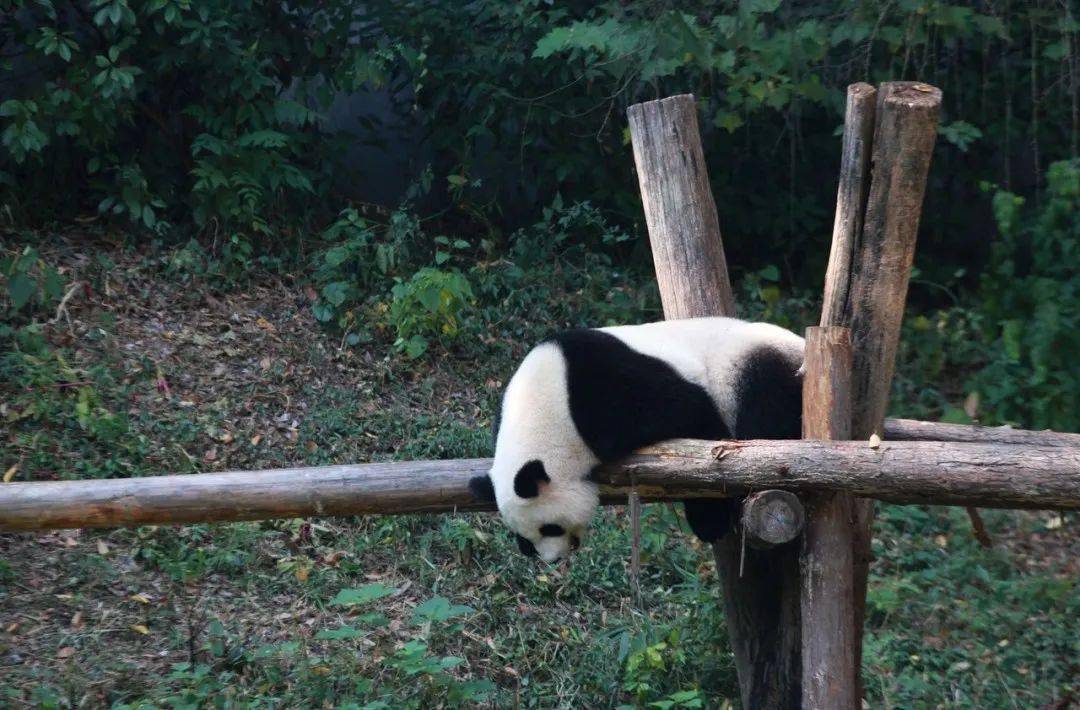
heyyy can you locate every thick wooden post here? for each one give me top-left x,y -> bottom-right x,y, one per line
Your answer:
628,94 -> 801,709
820,81 -> 942,697
627,95 -> 738,318
800,327 -> 856,710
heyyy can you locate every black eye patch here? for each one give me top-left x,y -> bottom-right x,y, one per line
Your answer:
513,460 -> 550,498
515,533 -> 538,557
539,524 -> 565,537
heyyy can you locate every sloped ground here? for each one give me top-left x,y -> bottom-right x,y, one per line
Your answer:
1,237 -> 1076,708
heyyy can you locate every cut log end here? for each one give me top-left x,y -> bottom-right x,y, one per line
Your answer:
741,490 -> 806,549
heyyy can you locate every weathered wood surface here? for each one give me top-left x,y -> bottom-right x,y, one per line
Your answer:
847,81 -> 942,439
627,94 -> 737,318
628,93 -> 800,709
820,81 -> 942,697
800,326 -> 857,710
821,83 -> 877,327
740,490 -> 805,549
2,440 -> 1078,533
883,418 -> 1080,447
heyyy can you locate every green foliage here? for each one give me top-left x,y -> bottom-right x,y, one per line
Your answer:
1,0 -> 375,238
970,160 -> 1079,430
389,267 -> 474,358
1,245 -> 65,323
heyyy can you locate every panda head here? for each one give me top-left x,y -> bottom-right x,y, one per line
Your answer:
469,459 -> 598,563
468,343 -> 600,563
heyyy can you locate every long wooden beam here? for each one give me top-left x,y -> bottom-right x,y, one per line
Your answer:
2,439 -> 1077,532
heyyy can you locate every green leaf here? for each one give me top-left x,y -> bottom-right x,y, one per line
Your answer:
315,626 -> 364,640
411,596 -> 474,623
8,273 -> 36,311
331,583 -> 395,607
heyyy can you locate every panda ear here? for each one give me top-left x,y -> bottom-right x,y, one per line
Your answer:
468,474 -> 496,502
513,460 -> 550,499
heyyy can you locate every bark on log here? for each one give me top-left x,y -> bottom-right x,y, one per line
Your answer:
800,327 -> 857,710
821,84 -> 877,328
883,418 -> 1080,447
820,81 -> 942,697
2,440 -> 1077,533
627,94 -> 737,318
628,93 -> 800,709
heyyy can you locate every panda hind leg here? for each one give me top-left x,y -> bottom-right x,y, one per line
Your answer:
682,499 -> 738,542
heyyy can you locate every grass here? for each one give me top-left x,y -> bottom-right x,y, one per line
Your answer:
0,237 -> 1076,708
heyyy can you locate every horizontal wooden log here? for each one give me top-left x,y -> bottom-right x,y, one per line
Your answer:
883,418 -> 1080,447
1,440 -> 1077,532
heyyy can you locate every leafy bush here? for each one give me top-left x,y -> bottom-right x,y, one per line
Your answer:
389,267 -> 474,358
970,160 -> 1079,430
1,0 -> 371,238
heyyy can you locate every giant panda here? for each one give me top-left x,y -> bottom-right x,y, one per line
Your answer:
468,317 -> 805,563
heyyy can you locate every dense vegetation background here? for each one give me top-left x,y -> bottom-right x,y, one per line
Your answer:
1,1 -> 1077,707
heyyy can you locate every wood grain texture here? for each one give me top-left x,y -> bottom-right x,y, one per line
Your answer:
627,94 -> 737,319
819,81 -> 942,698
628,93 -> 799,709
821,84 -> 877,327
1,439 -> 1077,532
800,327 -> 857,710
883,418 -> 1080,447
741,490 -> 805,549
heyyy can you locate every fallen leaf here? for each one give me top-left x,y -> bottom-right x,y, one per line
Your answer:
934,535 -> 948,548
868,433 -> 881,449
97,540 -> 110,556
295,566 -> 309,582
305,441 -> 318,453
1045,516 -> 1063,530
129,594 -> 151,604
6,622 -> 20,634
3,463 -> 18,483
204,447 -> 218,462
256,317 -> 276,332
130,624 -> 150,635
57,646 -> 76,659
260,357 -> 272,371
70,611 -> 83,629
250,434 -> 263,446
219,432 -> 234,444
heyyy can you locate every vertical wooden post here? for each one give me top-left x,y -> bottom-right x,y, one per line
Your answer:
820,81 -> 942,698
627,95 -> 738,319
800,326 -> 856,710
629,94 -> 802,710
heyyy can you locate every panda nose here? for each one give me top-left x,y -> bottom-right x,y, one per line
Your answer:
569,535 -> 581,551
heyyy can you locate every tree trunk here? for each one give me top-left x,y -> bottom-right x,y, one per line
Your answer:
800,327 -> 857,710
819,81 -> 942,699
628,93 -> 801,709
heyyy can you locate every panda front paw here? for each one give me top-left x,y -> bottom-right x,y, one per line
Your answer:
682,499 -> 736,542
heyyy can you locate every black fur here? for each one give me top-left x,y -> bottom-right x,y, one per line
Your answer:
548,330 -> 801,543
684,345 -> 803,542
551,329 -> 730,459
732,346 -> 803,440
515,533 -> 538,557
513,460 -> 549,498
539,524 -> 565,537
468,474 -> 496,502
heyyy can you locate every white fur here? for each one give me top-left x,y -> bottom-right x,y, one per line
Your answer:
490,317 -> 804,562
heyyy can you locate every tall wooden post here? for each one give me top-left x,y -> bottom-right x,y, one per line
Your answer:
800,327 -> 856,709
628,94 -> 802,709
820,81 -> 942,697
